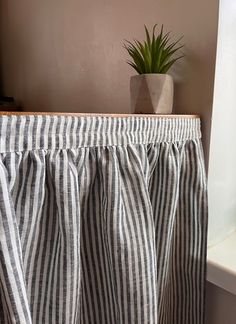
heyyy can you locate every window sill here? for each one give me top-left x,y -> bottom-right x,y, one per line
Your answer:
207,231 -> 236,295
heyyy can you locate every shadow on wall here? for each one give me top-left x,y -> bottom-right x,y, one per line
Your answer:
174,45 -> 217,166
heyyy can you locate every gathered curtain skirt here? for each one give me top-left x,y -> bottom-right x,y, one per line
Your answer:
0,115 -> 207,324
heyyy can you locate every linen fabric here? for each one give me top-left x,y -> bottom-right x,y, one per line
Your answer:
0,115 -> 207,324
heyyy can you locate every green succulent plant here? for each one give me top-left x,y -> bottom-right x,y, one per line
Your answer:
124,24 -> 184,74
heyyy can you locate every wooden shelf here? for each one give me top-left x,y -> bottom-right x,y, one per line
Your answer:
0,111 -> 200,119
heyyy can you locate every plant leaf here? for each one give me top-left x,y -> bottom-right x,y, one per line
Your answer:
127,61 -> 142,74
144,25 -> 151,47
124,24 -> 184,74
160,55 -> 184,73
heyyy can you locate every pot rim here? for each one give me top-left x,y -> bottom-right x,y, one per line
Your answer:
131,73 -> 172,78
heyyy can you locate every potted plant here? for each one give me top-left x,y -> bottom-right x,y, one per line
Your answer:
124,24 -> 183,114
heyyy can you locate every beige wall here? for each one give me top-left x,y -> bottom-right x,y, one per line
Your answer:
0,3 -> 218,105
206,282 -> 236,324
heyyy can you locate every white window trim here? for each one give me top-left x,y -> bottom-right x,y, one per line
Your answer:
207,230 -> 236,296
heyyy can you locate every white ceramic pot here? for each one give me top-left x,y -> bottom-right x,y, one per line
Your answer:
130,74 -> 174,114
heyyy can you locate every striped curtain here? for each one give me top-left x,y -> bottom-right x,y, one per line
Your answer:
0,115 -> 207,324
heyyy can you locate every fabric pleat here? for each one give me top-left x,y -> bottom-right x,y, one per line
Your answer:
0,115 -> 207,324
